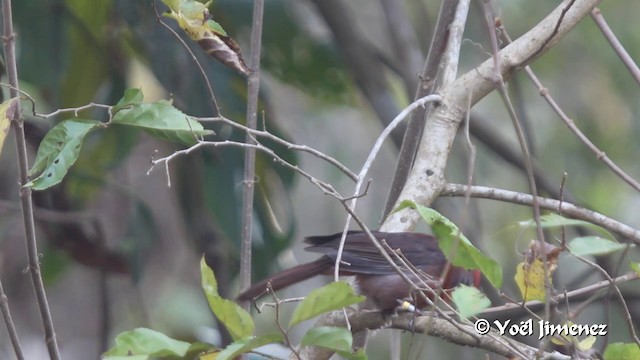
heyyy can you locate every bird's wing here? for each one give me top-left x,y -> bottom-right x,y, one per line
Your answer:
304,231 -> 447,275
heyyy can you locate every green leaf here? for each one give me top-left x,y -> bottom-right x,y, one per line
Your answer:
603,343 -> 640,360
395,200 -> 503,288
568,236 -> 632,256
630,262 -> 640,276
112,100 -> 213,145
102,328 -> 190,358
200,257 -> 254,340
300,327 -> 352,352
200,256 -> 219,296
340,348 -> 368,360
206,19 -> 228,36
451,285 -> 490,319
0,97 -> 19,159
26,119 -> 100,190
518,213 -> 591,228
113,88 -> 144,114
216,333 -> 284,360
289,281 -> 365,327
518,214 -> 613,238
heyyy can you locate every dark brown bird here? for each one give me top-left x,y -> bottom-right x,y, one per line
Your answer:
237,231 -> 481,310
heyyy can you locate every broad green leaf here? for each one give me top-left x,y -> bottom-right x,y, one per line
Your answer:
112,100 -> 213,145
201,257 -> 254,340
216,333 -> 284,360
0,97 -> 19,159
300,327 -> 352,352
289,281 -> 365,327
631,262 -> 640,276
395,200 -> 503,288
604,343 -> 640,360
451,285 -> 490,319
26,119 -> 100,190
102,328 -> 190,358
568,236 -> 632,256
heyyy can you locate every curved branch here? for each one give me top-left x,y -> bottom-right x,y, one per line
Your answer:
442,183 -> 640,242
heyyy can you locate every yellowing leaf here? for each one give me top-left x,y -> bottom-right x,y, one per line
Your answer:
578,336 -> 597,351
0,97 -> 19,159
199,351 -> 219,360
515,259 -> 552,301
162,0 -> 250,75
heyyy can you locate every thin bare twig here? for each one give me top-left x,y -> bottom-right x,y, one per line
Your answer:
0,281 -> 24,360
152,1 -> 220,116
590,8 -> 640,86
267,285 -> 302,359
148,140 -> 343,198
481,4 -> 551,355
198,115 -> 357,181
569,253 -> 640,346
1,0 -> 61,357
498,26 -> 640,193
480,271 -> 639,317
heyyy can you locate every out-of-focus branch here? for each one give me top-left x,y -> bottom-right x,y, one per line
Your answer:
309,0 -> 403,145
383,0 -> 460,219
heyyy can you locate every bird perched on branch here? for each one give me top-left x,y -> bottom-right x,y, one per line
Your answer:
237,231 -> 481,310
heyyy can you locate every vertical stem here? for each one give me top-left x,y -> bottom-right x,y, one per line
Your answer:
1,0 -> 61,358
0,281 -> 24,359
239,0 -> 264,306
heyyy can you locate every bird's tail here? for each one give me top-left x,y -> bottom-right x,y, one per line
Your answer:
237,257 -> 331,301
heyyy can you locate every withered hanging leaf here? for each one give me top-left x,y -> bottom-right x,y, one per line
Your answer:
199,29 -> 250,76
162,0 -> 251,76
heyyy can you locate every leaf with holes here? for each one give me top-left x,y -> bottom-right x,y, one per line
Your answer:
26,119 -> 100,190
